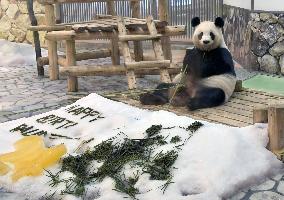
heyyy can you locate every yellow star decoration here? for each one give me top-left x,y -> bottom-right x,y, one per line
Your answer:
0,135 -> 67,181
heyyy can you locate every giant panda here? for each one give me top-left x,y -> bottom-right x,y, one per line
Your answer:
140,17 -> 236,111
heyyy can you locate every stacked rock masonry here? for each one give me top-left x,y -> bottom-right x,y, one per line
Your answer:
0,0 -> 46,45
250,13 -> 284,75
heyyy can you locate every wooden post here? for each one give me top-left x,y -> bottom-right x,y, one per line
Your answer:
234,80 -> 243,92
131,0 -> 143,62
268,105 -> 284,154
253,106 -> 268,124
251,0 -> 254,11
107,1 -> 119,65
45,4 -> 59,80
66,39 -> 78,92
106,1 -> 115,15
55,3 -> 61,24
27,0 -> 44,76
110,30 -> 120,65
158,0 -> 172,61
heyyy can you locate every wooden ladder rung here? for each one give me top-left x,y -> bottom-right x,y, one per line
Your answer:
118,34 -> 163,41
125,60 -> 171,69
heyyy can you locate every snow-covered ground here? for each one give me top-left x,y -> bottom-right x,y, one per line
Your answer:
0,94 -> 283,200
0,39 -> 47,66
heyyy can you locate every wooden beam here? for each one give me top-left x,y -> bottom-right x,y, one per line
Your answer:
77,48 -> 111,60
119,34 -> 162,41
41,25 -> 186,41
29,25 -> 66,31
253,106 -> 268,124
65,39 -> 78,92
268,105 -> 284,154
37,49 -> 111,66
60,65 -> 180,76
125,60 -> 171,69
45,30 -> 76,41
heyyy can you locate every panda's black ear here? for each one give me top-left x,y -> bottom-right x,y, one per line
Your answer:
191,17 -> 200,27
214,17 -> 224,28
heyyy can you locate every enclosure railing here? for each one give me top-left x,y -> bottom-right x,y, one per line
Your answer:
60,0 -> 223,39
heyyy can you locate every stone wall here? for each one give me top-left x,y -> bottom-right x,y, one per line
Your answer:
223,5 -> 258,71
0,0 -> 46,45
249,12 -> 284,74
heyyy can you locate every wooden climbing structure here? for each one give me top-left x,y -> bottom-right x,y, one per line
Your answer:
117,15 -> 171,89
30,0 -> 185,92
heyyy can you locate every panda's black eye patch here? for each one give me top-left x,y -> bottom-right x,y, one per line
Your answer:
198,32 -> 203,40
210,32 -> 215,40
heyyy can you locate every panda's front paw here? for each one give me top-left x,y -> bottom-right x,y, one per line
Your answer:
139,93 -> 167,105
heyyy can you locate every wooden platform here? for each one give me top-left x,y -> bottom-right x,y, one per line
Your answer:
109,89 -> 284,127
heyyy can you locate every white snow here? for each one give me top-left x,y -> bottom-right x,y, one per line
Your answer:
0,93 -> 282,200
0,39 -> 47,66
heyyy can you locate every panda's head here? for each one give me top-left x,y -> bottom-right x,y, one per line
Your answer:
192,17 -> 225,51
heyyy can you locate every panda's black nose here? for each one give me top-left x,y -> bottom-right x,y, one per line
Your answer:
203,40 -> 210,44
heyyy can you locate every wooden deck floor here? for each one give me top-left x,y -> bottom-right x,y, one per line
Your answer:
111,89 -> 284,127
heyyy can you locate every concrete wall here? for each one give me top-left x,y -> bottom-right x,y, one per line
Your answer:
224,0 -> 284,11
223,0 -> 251,10
254,0 -> 284,11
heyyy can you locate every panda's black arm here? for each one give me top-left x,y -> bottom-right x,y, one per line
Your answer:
181,48 -> 199,74
220,49 -> 236,76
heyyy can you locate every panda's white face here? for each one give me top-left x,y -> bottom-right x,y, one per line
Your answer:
192,21 -> 223,51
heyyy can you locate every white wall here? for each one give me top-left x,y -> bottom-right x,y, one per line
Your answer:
223,0 -> 251,10
224,0 -> 284,11
254,0 -> 284,11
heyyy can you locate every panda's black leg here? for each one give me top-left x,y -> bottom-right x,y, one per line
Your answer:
140,83 -> 175,105
187,87 -> 225,110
